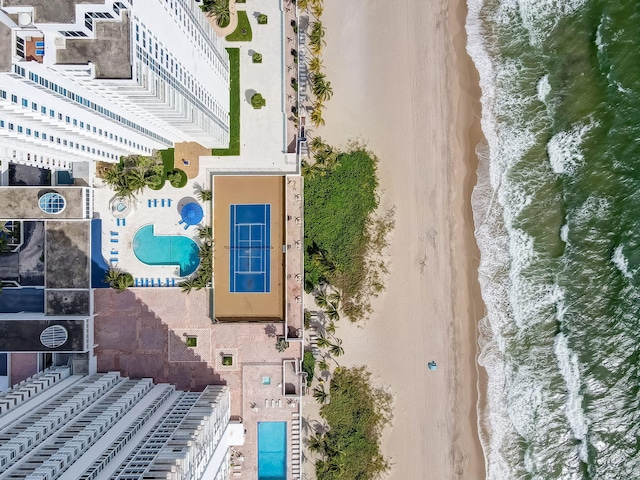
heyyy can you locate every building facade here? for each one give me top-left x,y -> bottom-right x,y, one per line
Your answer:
0,368 -> 232,480
0,0 -> 229,172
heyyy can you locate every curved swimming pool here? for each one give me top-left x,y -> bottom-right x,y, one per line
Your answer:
132,225 -> 200,277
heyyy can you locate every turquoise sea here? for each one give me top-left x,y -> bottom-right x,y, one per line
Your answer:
466,0 -> 640,478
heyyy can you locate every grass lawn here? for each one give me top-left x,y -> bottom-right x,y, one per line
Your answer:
212,48 -> 240,156
226,11 -> 252,41
160,148 -> 175,174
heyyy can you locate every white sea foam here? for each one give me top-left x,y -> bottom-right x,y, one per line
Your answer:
547,121 -> 596,175
466,0 -> 594,476
537,75 -> 551,103
612,245 -> 632,279
554,332 -> 589,463
560,224 -> 569,243
517,0 -> 589,45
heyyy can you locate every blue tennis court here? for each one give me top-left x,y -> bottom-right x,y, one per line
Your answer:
229,204 -> 271,293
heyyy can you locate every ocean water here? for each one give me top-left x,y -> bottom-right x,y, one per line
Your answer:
466,0 -> 640,478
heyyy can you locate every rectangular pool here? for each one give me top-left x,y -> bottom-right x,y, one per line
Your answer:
258,421 -> 286,480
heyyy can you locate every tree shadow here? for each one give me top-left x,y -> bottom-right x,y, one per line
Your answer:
264,323 -> 277,338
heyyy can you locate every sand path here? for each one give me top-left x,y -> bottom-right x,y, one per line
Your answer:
310,0 -> 486,478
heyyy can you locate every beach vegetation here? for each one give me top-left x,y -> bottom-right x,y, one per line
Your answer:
304,146 -> 392,320
297,0 -> 309,10
200,0 -> 230,28
302,351 -> 316,386
105,267 -> 134,293
226,11 -> 252,41
314,366 -> 392,480
212,48 -> 240,156
250,92 -> 266,109
257,13 -> 268,24
252,52 -> 262,63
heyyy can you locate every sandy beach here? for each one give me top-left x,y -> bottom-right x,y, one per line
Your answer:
310,0 -> 486,478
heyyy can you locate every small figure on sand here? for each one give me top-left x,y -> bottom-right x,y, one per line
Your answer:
428,361 -> 437,371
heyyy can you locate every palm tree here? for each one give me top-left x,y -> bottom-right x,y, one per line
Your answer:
310,0 -> 323,19
325,321 -> 336,335
197,226 -> 213,242
113,273 -> 133,293
316,333 -> 331,349
197,189 -> 212,202
307,433 -> 326,454
306,433 -> 326,454
193,274 -> 210,290
328,337 -> 344,358
180,279 -> 194,293
314,291 -> 328,308
308,55 -> 323,75
325,305 -> 340,323
200,0 -> 230,27
309,22 -> 326,55
313,385 -> 328,404
328,290 -> 341,307
104,267 -> 121,285
310,102 -> 325,127
312,74 -> 333,102
308,136 -> 326,153
317,357 -> 330,372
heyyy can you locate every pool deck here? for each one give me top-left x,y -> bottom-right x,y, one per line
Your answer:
94,287 -> 303,480
93,168 -> 211,284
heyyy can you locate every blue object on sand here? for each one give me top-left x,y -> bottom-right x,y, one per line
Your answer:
428,361 -> 437,371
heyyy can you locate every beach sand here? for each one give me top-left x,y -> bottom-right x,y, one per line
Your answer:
311,0 -> 486,478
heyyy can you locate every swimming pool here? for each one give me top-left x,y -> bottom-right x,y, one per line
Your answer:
132,225 -> 200,276
258,422 -> 286,480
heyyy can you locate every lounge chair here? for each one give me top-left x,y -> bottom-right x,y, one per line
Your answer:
150,279 -> 155,286
122,218 -> 126,226
111,231 -> 118,236
145,279 -> 149,287
161,199 -> 165,207
171,278 -> 175,287
153,199 -> 158,207
167,199 -> 172,207
110,258 -> 118,263
110,238 -> 118,243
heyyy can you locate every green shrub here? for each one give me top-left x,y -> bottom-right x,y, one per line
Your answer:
316,367 -> 391,479
252,52 -> 262,63
257,13 -> 267,24
303,149 -> 379,318
251,92 -> 266,109
302,351 -> 315,387
167,169 -> 187,188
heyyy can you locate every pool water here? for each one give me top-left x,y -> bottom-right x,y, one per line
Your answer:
258,422 -> 286,480
132,225 -> 200,276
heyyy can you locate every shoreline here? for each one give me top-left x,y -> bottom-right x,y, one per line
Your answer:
311,0 -> 487,478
